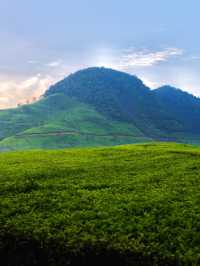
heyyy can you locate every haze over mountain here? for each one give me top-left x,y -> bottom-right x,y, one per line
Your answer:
0,67 -> 200,150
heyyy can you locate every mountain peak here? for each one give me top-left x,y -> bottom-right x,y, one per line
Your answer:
45,67 -> 147,97
154,85 -> 200,101
1,67 -> 200,150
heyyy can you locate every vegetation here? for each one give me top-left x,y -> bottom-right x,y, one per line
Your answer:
1,142 -> 200,265
1,67 -> 200,150
154,86 -> 200,134
0,94 -> 147,151
46,67 -> 200,139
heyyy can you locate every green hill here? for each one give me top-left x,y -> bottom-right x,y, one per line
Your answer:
1,143 -> 200,265
0,93 -> 148,151
1,67 -> 200,150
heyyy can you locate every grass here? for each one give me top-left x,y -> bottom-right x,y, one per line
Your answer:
0,94 -> 148,151
1,142 -> 200,265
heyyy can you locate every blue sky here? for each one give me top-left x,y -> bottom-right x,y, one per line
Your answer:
0,0 -> 200,108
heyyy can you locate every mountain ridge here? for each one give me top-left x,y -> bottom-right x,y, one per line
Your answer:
0,67 -> 200,150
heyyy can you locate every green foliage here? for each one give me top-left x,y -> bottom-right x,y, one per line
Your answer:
45,67 -> 169,137
1,143 -> 200,265
45,67 -> 200,140
0,93 -> 148,151
1,67 -> 200,151
154,86 -> 200,134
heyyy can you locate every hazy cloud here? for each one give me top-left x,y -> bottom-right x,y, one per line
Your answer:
0,74 -> 56,109
46,60 -> 62,67
90,47 -> 184,70
28,60 -> 39,65
117,48 -> 184,68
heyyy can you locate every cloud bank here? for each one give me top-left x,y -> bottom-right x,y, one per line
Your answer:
117,48 -> 183,68
0,74 -> 55,109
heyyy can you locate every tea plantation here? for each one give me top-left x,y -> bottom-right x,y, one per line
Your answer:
1,143 -> 200,265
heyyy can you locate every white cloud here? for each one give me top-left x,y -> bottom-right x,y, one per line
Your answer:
46,60 -> 62,67
0,57 -> 79,109
117,48 -> 183,68
89,47 -> 184,72
28,60 -> 39,65
0,74 -> 56,109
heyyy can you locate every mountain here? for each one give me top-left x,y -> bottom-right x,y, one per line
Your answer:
0,67 -> 200,150
154,85 -> 200,132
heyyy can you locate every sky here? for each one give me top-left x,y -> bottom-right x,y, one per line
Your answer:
0,0 -> 200,108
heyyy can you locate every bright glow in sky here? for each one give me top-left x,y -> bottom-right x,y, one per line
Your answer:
0,0 -> 200,108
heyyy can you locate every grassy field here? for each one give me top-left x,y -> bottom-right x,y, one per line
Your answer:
1,143 -> 200,265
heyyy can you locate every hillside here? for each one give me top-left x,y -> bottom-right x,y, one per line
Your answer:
45,67 -> 179,138
1,143 -> 200,265
0,67 -> 200,150
154,86 -> 200,143
0,93 -> 148,151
